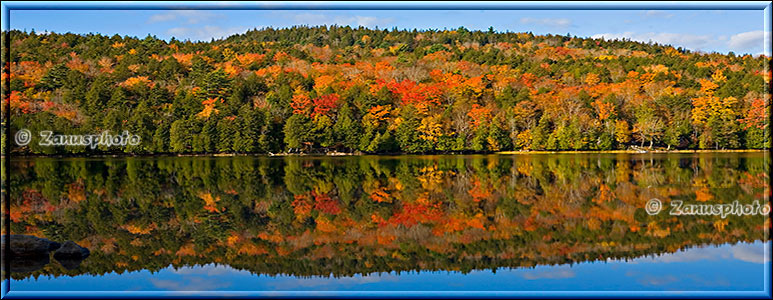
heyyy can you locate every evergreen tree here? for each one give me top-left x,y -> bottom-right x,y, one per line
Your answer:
331,104 -> 360,151
283,114 -> 313,152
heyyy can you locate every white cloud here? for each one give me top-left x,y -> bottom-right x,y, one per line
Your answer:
349,16 -> 383,27
633,242 -> 770,264
519,17 -> 572,28
637,275 -> 679,286
292,13 -> 329,25
148,10 -> 216,25
730,242 -> 770,264
727,30 -> 766,51
291,13 -> 393,28
521,267 -> 575,280
643,10 -> 674,19
148,13 -> 176,23
644,245 -> 730,263
167,25 -> 249,41
150,277 -> 231,291
591,31 -> 715,51
591,30 -> 769,55
268,273 -> 400,290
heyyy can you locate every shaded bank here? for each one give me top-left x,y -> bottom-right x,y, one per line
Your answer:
4,148 -> 768,159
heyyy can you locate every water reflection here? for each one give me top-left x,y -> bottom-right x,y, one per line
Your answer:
11,241 -> 771,292
6,153 -> 770,291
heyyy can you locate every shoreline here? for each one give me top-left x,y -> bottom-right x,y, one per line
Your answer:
494,149 -> 769,155
2,149 -> 768,159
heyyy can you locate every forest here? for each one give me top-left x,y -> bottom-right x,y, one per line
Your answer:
7,154 -> 770,278
3,26 -> 771,155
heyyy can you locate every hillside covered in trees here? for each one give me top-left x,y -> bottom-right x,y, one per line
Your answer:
4,26 -> 771,155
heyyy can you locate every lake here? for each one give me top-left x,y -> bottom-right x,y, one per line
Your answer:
4,152 -> 770,296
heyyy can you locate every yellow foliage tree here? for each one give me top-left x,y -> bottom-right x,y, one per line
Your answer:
418,115 -> 443,143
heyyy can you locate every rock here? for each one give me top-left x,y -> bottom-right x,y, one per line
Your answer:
55,258 -> 84,270
1,235 -> 60,257
2,236 -> 89,272
49,240 -> 62,251
53,241 -> 90,260
9,254 -> 50,273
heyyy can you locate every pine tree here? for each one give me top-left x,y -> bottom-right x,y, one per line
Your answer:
333,104 -> 362,152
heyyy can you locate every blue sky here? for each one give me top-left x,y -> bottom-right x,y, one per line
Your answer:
3,2 -> 771,55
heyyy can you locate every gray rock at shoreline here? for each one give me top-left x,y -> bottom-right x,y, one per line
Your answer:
2,235 -> 61,256
2,235 -> 90,272
53,241 -> 90,259
56,257 -> 85,270
9,254 -> 50,273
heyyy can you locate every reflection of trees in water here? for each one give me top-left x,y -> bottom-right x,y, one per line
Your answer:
7,153 -> 770,279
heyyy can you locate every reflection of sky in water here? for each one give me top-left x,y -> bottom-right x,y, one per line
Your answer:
13,241 -> 770,293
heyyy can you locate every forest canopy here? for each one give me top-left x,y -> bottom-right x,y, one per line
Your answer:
3,25 -> 771,155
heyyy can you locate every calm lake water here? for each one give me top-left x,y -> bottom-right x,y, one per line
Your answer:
5,153 -> 770,295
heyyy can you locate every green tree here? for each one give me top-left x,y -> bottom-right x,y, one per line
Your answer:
39,64 -> 69,90
663,115 -> 692,150
152,121 -> 171,152
333,104 -> 362,152
170,119 -> 192,152
395,109 -> 428,153
233,104 -> 263,153
217,117 -> 238,152
284,114 -> 313,152
196,116 -> 218,152
313,115 -> 335,150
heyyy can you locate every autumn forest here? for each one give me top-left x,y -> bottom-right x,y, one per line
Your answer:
4,26 -> 771,155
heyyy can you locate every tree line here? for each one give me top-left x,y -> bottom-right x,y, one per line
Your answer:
4,26 -> 771,155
